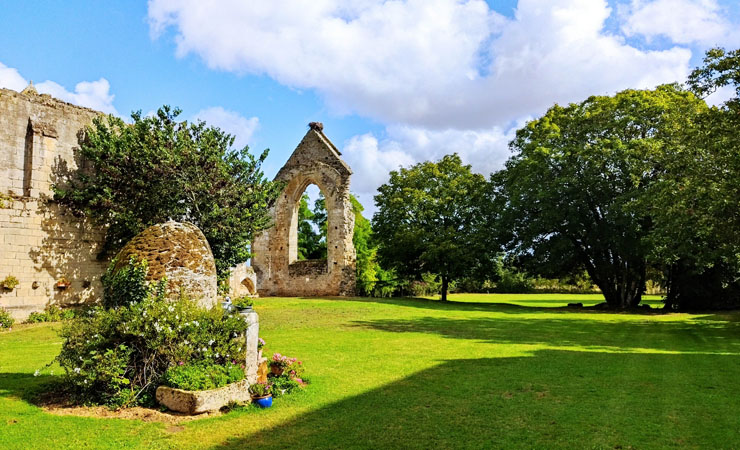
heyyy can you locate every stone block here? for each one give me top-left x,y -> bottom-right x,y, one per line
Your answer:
155,379 -> 252,415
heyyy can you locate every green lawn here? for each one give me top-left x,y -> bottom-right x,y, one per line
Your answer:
2,294 -> 740,449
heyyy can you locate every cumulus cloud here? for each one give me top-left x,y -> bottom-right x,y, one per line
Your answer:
621,0 -> 740,46
343,125 -> 516,215
0,61 -> 117,114
149,0 -> 692,129
192,106 -> 259,150
0,63 -> 27,92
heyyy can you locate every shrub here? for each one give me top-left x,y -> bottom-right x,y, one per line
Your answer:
270,375 -> 301,397
248,381 -> 272,397
231,296 -> 254,310
1,275 -> 19,290
492,268 -> 533,293
269,353 -> 296,370
101,256 -> 154,309
0,308 -> 14,330
162,362 -> 244,391
56,292 -> 248,408
26,304 -> 78,323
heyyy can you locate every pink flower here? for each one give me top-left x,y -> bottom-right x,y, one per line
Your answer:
178,361 -> 185,366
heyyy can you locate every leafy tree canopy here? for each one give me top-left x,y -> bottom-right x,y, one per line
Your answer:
54,106 -> 282,278
493,84 -> 706,309
372,154 -> 489,301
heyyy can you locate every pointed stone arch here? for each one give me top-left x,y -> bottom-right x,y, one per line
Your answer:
252,123 -> 356,296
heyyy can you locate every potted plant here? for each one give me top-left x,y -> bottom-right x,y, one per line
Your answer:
269,353 -> 296,377
232,295 -> 254,312
1,276 -> 19,291
248,381 -> 273,408
55,277 -> 71,289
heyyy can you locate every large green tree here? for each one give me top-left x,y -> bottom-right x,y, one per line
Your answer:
372,154 -> 489,301
296,194 -> 327,260
493,85 -> 706,309
640,48 -> 740,309
54,106 -> 282,278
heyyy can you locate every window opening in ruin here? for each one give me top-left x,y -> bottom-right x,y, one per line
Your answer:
296,184 -> 328,261
23,120 -> 34,197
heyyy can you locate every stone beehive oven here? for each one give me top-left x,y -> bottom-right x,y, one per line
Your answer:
114,221 -> 217,308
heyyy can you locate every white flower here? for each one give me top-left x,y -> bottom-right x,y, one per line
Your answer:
208,339 -> 215,346
33,369 -> 40,377
74,367 -> 81,373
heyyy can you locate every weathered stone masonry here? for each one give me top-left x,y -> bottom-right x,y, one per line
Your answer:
0,87 -> 357,319
252,123 -> 357,296
0,87 -> 106,319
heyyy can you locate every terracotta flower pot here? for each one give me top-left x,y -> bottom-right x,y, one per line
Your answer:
270,365 -> 284,376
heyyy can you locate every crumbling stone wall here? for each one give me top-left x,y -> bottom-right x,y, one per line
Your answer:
113,221 -> 218,309
0,87 -> 106,319
252,123 -> 356,296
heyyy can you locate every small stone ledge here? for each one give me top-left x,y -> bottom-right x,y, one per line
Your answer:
155,379 -> 252,415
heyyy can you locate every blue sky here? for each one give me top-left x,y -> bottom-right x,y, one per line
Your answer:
1,0 -> 739,214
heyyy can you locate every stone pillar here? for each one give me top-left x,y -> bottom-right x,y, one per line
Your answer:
240,309 -> 259,384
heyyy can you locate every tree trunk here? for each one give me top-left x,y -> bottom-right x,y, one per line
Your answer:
441,275 -> 448,302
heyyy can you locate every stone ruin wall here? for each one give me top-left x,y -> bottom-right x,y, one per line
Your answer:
0,88 -> 357,319
0,87 -> 107,319
252,125 -> 357,297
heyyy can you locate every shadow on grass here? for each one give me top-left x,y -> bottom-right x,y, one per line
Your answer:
300,295 -> 672,316
0,373 -> 56,403
351,315 -> 740,354
213,351 -> 740,449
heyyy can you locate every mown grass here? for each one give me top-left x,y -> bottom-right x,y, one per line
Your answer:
2,294 -> 740,449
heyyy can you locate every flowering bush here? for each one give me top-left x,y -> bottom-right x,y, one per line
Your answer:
257,337 -> 266,350
0,308 -> 14,330
162,362 -> 244,391
270,353 -> 297,370
248,381 -> 272,397
56,290 -> 248,408
100,256 -> 153,309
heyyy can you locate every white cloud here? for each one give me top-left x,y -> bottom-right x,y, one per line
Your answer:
0,63 -> 27,91
343,125 -> 515,215
36,79 -> 117,115
149,0 -> 692,129
192,106 -> 259,149
621,0 -> 740,46
0,61 -> 117,114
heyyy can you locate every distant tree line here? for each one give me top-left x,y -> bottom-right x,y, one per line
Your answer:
363,48 -> 740,311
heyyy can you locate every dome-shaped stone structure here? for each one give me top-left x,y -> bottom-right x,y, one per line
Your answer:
113,221 -> 217,308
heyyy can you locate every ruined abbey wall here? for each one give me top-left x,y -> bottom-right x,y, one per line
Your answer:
0,87 -> 107,319
252,124 -> 357,297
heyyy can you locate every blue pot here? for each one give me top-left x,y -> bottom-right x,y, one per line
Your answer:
254,395 -> 273,408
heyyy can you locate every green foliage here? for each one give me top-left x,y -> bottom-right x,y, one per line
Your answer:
53,106 -> 282,277
101,256 -> 154,309
270,374 -> 301,398
1,275 -> 19,290
495,84 -> 706,309
297,193 -> 327,260
640,48 -> 740,310
25,304 -> 78,323
56,293 -> 248,408
408,273 -> 442,297
373,154 -> 489,301
231,295 -> 254,310
248,381 -> 272,397
0,308 -> 14,330
161,362 -> 244,391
